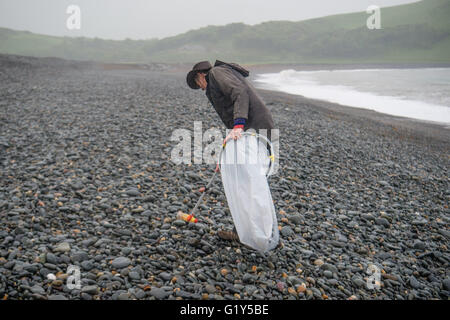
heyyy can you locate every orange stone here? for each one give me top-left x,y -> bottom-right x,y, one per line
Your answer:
297,285 -> 306,293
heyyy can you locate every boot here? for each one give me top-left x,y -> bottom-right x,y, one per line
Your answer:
217,228 -> 240,242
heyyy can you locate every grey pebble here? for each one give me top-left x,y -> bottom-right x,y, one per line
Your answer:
111,257 -> 131,269
149,287 -> 170,299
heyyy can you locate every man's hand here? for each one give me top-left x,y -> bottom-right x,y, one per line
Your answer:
218,126 -> 244,173
224,127 -> 243,144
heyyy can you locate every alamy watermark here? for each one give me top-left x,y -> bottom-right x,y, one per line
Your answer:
366,264 -> 381,290
367,5 -> 381,30
66,5 -> 81,30
170,122 -> 280,175
48,265 -> 81,289
66,264 -> 81,289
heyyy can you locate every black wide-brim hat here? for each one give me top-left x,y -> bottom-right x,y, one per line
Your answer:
186,61 -> 212,89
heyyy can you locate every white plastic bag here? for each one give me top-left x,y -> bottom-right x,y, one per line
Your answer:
219,133 -> 279,253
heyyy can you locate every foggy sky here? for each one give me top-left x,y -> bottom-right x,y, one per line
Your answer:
0,0 -> 420,40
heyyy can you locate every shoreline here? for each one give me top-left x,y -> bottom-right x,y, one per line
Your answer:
256,87 -> 450,152
242,64 -> 450,152
246,62 -> 450,74
3,52 -> 447,150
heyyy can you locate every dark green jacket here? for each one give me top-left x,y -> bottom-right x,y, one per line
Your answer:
205,62 -> 275,132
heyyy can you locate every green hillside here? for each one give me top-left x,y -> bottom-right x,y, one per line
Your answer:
0,0 -> 449,64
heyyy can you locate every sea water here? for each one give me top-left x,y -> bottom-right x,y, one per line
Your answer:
254,68 -> 450,125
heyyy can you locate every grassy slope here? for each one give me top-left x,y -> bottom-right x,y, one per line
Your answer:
0,0 -> 449,64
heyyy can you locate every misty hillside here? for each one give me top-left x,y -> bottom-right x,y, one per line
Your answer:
0,0 -> 449,64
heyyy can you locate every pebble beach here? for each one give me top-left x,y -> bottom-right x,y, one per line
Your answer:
0,54 -> 449,300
